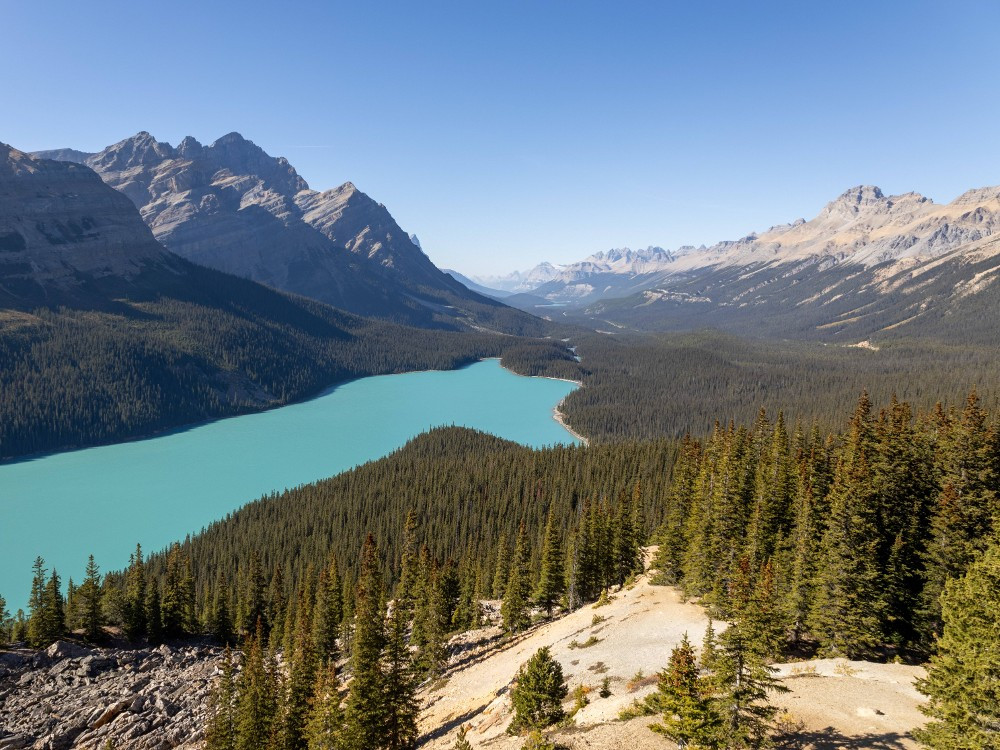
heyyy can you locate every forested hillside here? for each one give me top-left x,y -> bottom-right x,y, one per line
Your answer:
0,265 -> 575,460
4,390 -> 997,748
556,330 -> 999,441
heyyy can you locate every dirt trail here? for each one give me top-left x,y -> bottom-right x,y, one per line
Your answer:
418,559 -> 927,749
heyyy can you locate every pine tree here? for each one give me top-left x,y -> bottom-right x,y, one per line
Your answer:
79,555 -> 103,642
652,437 -> 701,585
0,593 -> 9,644
710,622 -> 787,749
451,725 -> 473,750
649,634 -> 719,749
921,389 -> 998,642
236,623 -> 278,750
915,540 -> 1000,749
534,511 -> 565,617
502,523 -> 532,634
162,543 -> 194,638
145,579 -> 163,643
280,588 -> 319,750
123,544 -> 147,640
809,394 -> 885,658
240,552 -> 269,637
27,556 -> 48,648
305,662 -> 343,750
396,509 -> 420,612
40,569 -> 64,646
508,647 -> 568,733
206,647 -> 238,750
342,534 -> 386,750
312,555 -> 343,663
211,573 -> 235,645
268,566 -> 288,650
382,605 -> 419,750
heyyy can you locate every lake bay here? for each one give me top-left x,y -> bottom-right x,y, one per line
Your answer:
0,360 -> 579,608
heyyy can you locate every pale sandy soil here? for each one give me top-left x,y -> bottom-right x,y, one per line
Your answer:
417,552 -> 927,749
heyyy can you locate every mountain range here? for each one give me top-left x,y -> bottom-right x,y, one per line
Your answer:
0,142 -> 537,459
33,132 -> 541,334
465,185 -> 1000,341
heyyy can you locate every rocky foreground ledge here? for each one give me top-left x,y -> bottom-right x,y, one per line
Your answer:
0,640 -> 223,749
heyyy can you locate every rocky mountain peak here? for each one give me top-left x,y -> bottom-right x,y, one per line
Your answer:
205,132 -> 308,193
176,135 -> 203,158
822,185 -> 887,216
88,132 -> 177,173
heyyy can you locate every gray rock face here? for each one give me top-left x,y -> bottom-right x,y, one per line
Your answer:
0,643 -> 221,749
0,144 -> 177,307
35,132 -> 480,326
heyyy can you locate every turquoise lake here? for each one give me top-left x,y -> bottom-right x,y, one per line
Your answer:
0,359 -> 579,609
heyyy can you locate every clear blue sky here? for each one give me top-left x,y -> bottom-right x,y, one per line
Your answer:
5,1 -> 999,275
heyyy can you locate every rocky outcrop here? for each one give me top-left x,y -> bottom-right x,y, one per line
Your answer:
33,132 -> 494,330
0,641 -> 222,749
0,144 -> 182,308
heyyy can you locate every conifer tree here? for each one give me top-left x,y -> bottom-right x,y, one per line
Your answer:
396,509 -> 420,611
0,593 -> 9,644
652,437 -> 701,584
236,622 -> 278,750
382,604 -> 419,750
41,568 -> 65,646
210,573 -> 235,645
491,535 -> 511,600
649,634 -> 719,749
206,647 -> 238,750
809,393 -> 885,658
162,543 -> 194,638
240,552 -> 269,637
534,511 -> 565,617
508,647 -> 567,733
451,725 -> 473,750
27,556 -> 48,648
79,555 -> 103,642
502,524 -> 531,634
342,534 -> 386,750
305,662 -> 343,750
312,555 -> 342,663
123,544 -> 147,640
145,579 -> 163,643
915,540 -> 1000,749
921,389 -> 998,641
268,566 -> 288,650
710,622 -> 787,749
280,589 -> 319,750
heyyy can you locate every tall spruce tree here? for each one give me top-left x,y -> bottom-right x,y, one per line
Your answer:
123,544 -> 147,640
305,662 -> 343,750
382,604 -> 419,750
236,622 -> 278,750
342,534 -> 386,750
79,555 -> 103,642
915,539 -> 1000,749
534,511 -> 565,617
206,647 -> 238,750
502,523 -> 532,634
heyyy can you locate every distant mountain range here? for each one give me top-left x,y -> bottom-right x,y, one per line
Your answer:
33,132 -> 541,334
458,185 -> 1000,341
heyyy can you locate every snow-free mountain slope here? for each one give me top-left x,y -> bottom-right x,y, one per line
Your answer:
35,133 -> 539,333
481,185 -> 1000,341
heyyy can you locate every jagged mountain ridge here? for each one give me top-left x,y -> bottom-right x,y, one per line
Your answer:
0,143 -> 187,308
467,185 -> 1000,340
34,132 -> 539,333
